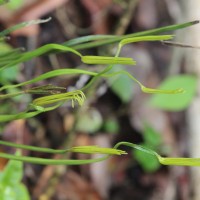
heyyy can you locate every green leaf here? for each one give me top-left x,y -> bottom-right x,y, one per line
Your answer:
150,75 -> 197,111
0,185 -> 28,200
81,56 -> 136,65
0,184 -> 30,200
13,184 -> 30,200
133,146 -> 160,172
0,151 -> 30,200
110,74 -> 134,102
133,124 -> 162,172
0,18 -> 51,38
143,124 -> 161,148
0,185 -> 15,200
108,66 -> 134,103
64,35 -> 117,46
116,35 -> 174,56
68,21 -> 199,50
0,153 -> 23,185
119,35 -> 174,47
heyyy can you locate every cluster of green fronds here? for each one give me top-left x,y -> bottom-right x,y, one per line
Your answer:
0,15 -> 200,167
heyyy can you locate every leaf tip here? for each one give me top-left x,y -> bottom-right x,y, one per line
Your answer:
192,20 -> 200,25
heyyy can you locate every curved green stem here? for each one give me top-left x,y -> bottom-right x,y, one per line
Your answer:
0,152 -> 108,165
0,140 -> 126,155
114,142 -> 200,167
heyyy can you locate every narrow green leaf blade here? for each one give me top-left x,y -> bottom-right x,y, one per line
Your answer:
0,44 -> 82,71
0,69 -> 96,91
0,103 -> 61,122
0,18 -> 51,37
71,21 -> 199,50
64,35 -> 117,46
120,35 -> 174,47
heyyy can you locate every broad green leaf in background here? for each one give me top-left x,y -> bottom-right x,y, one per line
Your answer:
143,123 -> 162,148
108,65 -> 134,103
110,74 -> 134,103
0,152 -> 30,200
133,124 -> 162,172
0,157 -> 23,185
150,75 -> 197,111
134,146 -> 160,172
13,184 -> 30,200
